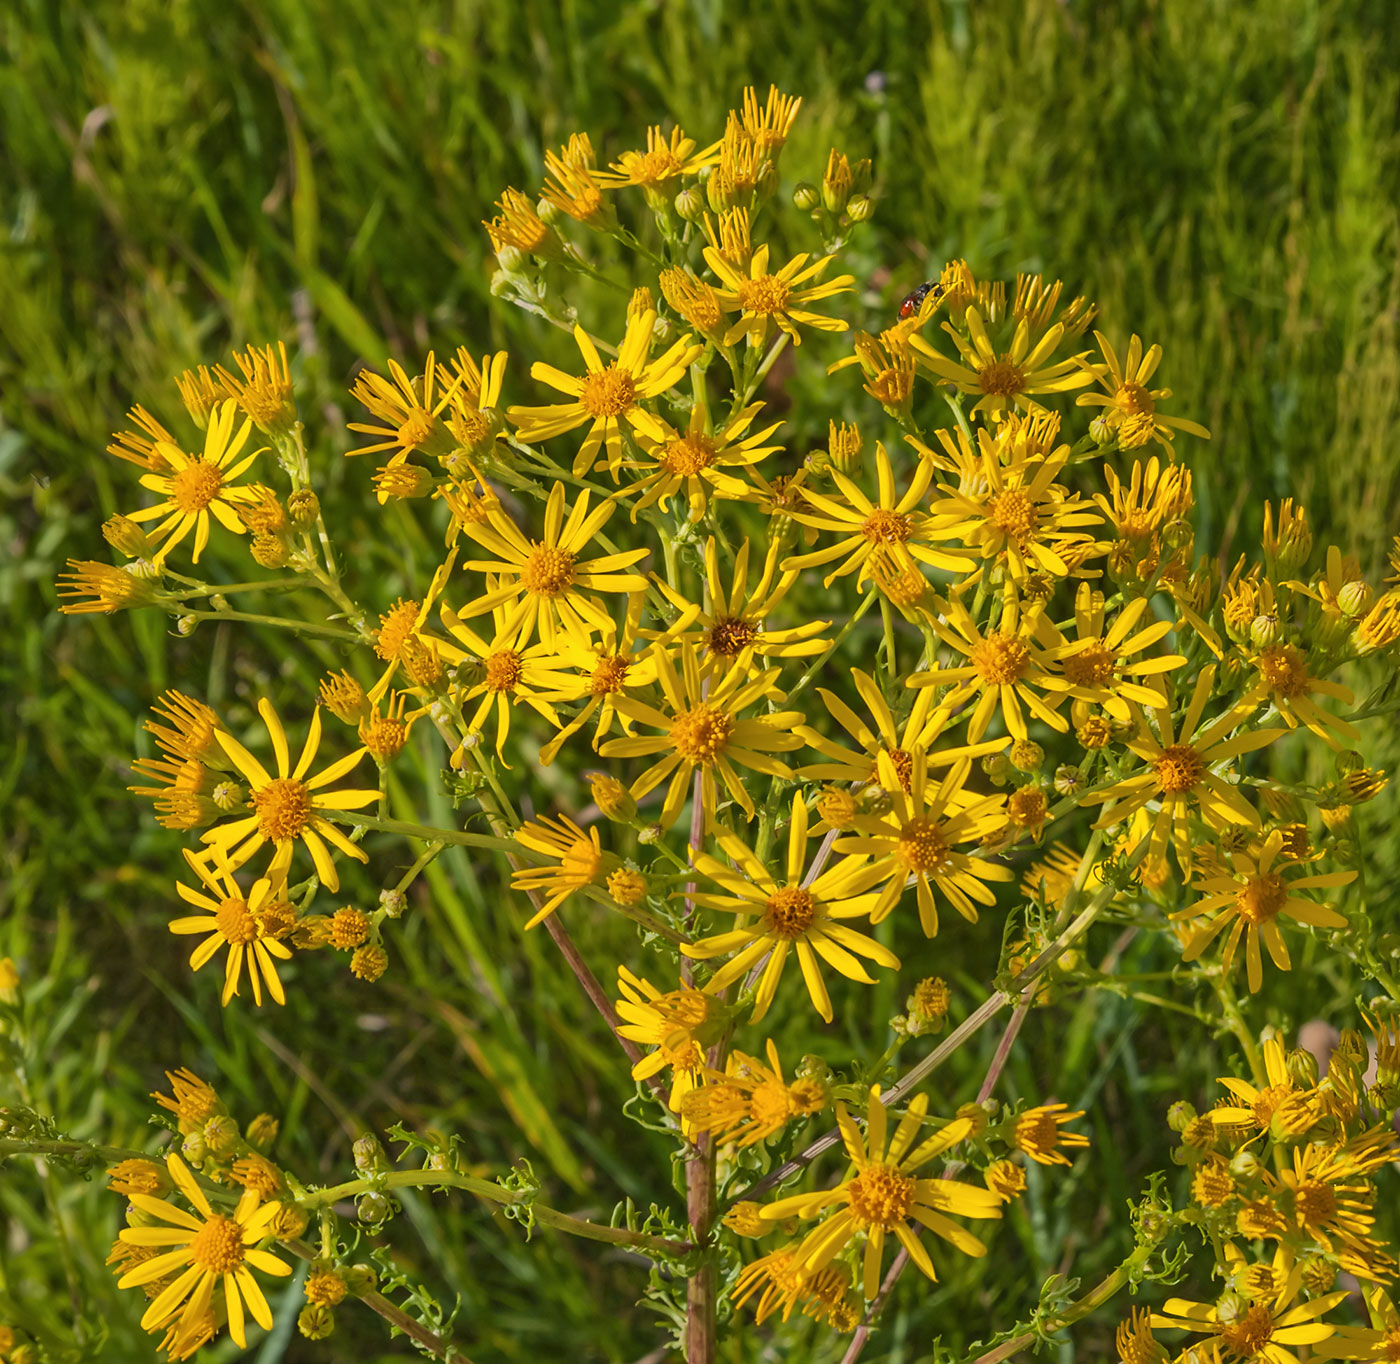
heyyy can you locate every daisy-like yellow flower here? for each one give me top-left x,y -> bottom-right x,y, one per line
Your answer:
595,124 -> 720,190
452,482 -> 649,650
115,1153 -> 291,1350
540,136 -> 609,227
442,347 -> 509,461
1151,1256 -> 1345,1364
346,352 -> 463,467
532,593 -> 692,765
1114,1307 -> 1169,1364
152,1068 -> 223,1132
1207,1035 -> 1320,1137
652,536 -> 830,666
600,643 -> 804,831
124,400 -> 262,564
759,1087 -> 1001,1300
681,1038 -> 827,1148
482,186 -> 561,258
108,404 -> 179,471
682,792 -> 898,1022
1238,642 -> 1358,750
783,442 -> 975,588
199,699 -> 378,893
836,749 -> 1012,936
703,241 -> 854,349
1171,830 -> 1354,993
1080,666 -> 1285,875
170,852 -> 295,1007
910,308 -> 1093,419
437,597 -> 562,761
907,591 -> 1070,742
1075,331 -> 1210,448
509,814 -> 618,929
1011,1103 -> 1089,1166
215,341 -> 296,437
614,965 -> 723,1121
1328,1286 -> 1400,1362
795,669 -> 1006,791
1096,454 -> 1195,545
918,425 -> 1105,583
57,560 -> 157,615
739,85 -> 803,156
508,312 -> 701,477
623,400 -> 783,522
828,327 -> 918,417
368,553 -> 456,701
1035,583 -> 1185,722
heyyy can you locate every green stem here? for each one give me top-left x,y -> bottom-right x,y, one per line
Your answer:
787,591 -> 880,703
178,608 -> 359,641
330,810 -> 516,852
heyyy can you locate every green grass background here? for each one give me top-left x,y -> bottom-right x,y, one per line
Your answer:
3,0 -> 1399,1359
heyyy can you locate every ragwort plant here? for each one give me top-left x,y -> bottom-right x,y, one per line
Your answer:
10,86 -> 1400,1362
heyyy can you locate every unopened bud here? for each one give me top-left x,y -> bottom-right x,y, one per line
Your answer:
674,188 -> 705,223
286,488 -> 320,527
792,181 -> 821,213
250,532 -> 290,568
298,1303 -> 336,1340
981,752 -> 1012,785
845,194 -> 874,223
379,887 -> 407,918
102,516 -> 155,558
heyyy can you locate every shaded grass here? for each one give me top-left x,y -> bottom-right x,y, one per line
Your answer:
2,0 -> 1400,1359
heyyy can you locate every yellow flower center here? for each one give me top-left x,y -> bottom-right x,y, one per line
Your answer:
1192,1163 -> 1233,1207
1016,1110 -> 1061,1155
656,988 -> 711,1030
660,433 -> 719,476
704,616 -> 758,658
580,365 -> 637,418
877,745 -> 914,793
188,1215 -> 247,1274
662,1038 -> 704,1074
560,838 -> 604,885
1154,743 -> 1203,794
396,408 -> 435,449
1250,1083 -> 1293,1128
1235,872 -> 1288,925
1007,787 -> 1047,828
1114,381 -> 1155,416
1257,644 -> 1308,698
170,460 -> 224,513
252,777 -> 313,840
1062,643 -> 1118,688
450,405 -> 493,450
671,703 -> 734,765
215,897 -> 260,945
630,147 -> 684,185
590,655 -> 631,695
763,886 -> 818,938
861,509 -> 913,544
977,360 -> 1026,397
847,1162 -> 916,1229
484,650 -> 523,692
896,816 -> 950,874
912,977 -> 949,1018
749,1079 -> 793,1128
1293,1178 -> 1335,1227
1218,1304 -> 1274,1359
870,368 -> 915,406
375,599 -> 420,660
736,274 -> 792,316
521,545 -> 576,597
970,632 -> 1030,685
1380,1328 -> 1400,1363
988,489 -> 1038,542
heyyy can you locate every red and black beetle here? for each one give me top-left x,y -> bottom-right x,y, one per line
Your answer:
898,280 -> 943,321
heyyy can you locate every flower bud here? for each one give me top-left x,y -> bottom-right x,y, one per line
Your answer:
1338,579 -> 1374,617
351,943 -> 389,982
1229,1149 -> 1261,1182
342,1265 -> 377,1295
1008,740 -> 1043,773
353,1134 -> 386,1173
816,786 -> 857,829
270,1200 -> 310,1241
845,193 -> 874,222
379,887 -> 407,918
286,488 -> 320,527
1052,764 -> 1082,796
984,1159 -> 1026,1202
981,752 -> 1012,785
298,1303 -> 336,1340
246,1113 -> 279,1151
792,181 -> 821,212
176,615 -> 198,636
356,1190 -> 393,1224
674,187 -> 705,223
202,1114 -> 239,1158
180,1131 -> 207,1164
250,532 -> 291,569
1090,414 -> 1115,446
588,771 -> 636,821
1249,614 -> 1281,648
102,515 -> 155,559
607,867 -> 647,907
723,1201 -> 766,1237
1167,1100 -> 1197,1133
306,1267 -> 348,1306
828,420 -> 862,477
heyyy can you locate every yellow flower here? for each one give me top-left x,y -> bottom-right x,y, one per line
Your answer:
783,441 -> 975,588
346,352 -> 463,468
596,125 -> 720,189
442,347 -> 509,460
216,341 -> 296,436
910,307 -> 1092,419
907,591 -> 1070,742
739,85 -> 803,156
124,401 -> 262,563
453,482 -> 649,650
108,404 -> 179,470
540,137 -> 609,226
917,422 -> 1105,582
1115,1307 -> 1168,1364
614,965 -> 721,1120
828,327 -> 918,415
704,241 -> 854,348
107,1159 -> 172,1198
682,1038 -> 825,1147
836,749 -> 1012,936
1096,454 -> 1195,544
152,1068 -> 223,1132
623,400 -> 783,522
199,699 -> 378,893
437,597 -> 563,761
1080,666 -> 1285,875
1075,332 -> 1210,447
731,1246 -> 807,1323
682,792 -> 898,1022
1172,830 -> 1354,993
1328,1286 -> 1400,1362
795,668 -> 1006,790
600,643 -> 804,831
759,1087 -> 1001,1300
115,1153 -> 291,1350
508,312 -> 701,477
1011,1103 -> 1089,1166
56,560 -> 156,615
653,536 -> 829,665
1035,582 -> 1185,722
170,852 -> 294,1007
510,814 -> 616,929
1208,1036 -> 1319,1136
1239,643 -> 1358,750
1152,1251 -> 1345,1364
368,553 -> 456,701
483,186 -> 561,258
